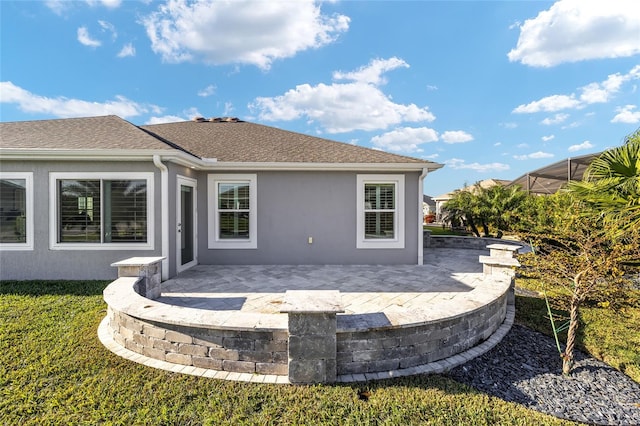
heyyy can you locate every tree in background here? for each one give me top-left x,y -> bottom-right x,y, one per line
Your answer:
442,182 -> 527,238
483,185 -> 528,238
442,188 -> 482,237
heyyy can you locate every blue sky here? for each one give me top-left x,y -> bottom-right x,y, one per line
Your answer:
1,0 -> 639,196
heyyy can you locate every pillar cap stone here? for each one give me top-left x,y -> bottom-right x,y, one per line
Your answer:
280,290 -> 344,314
111,257 -> 166,267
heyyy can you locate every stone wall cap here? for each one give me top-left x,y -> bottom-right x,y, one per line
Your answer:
111,256 -> 166,267
280,290 -> 345,313
485,244 -> 521,251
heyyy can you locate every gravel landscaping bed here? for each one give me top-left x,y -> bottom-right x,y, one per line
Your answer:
447,324 -> 640,426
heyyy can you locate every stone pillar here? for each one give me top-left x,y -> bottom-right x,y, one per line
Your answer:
111,257 -> 165,300
479,244 -> 521,305
280,290 -> 344,384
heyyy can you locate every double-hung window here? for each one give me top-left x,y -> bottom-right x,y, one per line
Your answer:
208,174 -> 257,249
0,172 -> 34,250
50,172 -> 154,250
356,174 -> 404,249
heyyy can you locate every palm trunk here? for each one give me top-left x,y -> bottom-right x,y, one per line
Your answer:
562,289 -> 581,375
481,221 -> 490,237
467,218 -> 480,237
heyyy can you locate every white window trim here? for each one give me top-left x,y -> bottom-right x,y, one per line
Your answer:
356,174 -> 405,249
0,172 -> 34,251
208,174 -> 257,249
49,172 -> 154,250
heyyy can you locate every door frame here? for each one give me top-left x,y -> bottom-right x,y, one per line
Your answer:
176,175 -> 198,273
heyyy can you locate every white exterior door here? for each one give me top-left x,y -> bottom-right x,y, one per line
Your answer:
177,175 -> 197,272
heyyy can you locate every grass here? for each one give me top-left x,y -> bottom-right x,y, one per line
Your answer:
423,224 -> 470,236
0,280 -> 575,426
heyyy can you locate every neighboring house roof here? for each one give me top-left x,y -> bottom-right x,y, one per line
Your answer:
508,152 -> 600,194
422,194 -> 436,208
1,115 -> 444,172
141,118 -> 438,166
0,115 -> 171,151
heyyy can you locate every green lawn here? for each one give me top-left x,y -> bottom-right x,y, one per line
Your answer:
0,280 -> 579,425
423,224 -> 470,236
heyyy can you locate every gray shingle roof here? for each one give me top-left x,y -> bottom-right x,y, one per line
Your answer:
1,115 -> 441,168
0,115 -> 171,151
141,120 -> 433,164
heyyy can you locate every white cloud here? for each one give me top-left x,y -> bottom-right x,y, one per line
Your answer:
542,134 -> 555,142
97,0 -> 122,8
508,0 -> 640,67
77,26 -> 101,47
47,0 -> 121,14
426,85 -> 438,91
541,113 -> 570,125
146,115 -> 184,124
513,95 -> 580,113
141,0 -> 349,70
117,43 -> 136,58
45,0 -> 68,15
146,107 -> 202,124
98,20 -> 117,40
0,81 -> 157,119
333,57 -> 408,85
514,65 -> 640,114
222,101 -> 234,116
513,151 -> 554,160
441,130 -> 473,144
500,122 -> 518,129
445,158 -> 510,173
370,127 -> 438,153
198,84 -> 216,97
250,58 -> 435,133
611,104 -> 640,123
568,140 -> 595,152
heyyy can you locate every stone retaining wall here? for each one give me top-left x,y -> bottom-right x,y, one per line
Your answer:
107,304 -> 288,376
102,248 -> 519,383
336,295 -> 506,375
425,232 -> 525,250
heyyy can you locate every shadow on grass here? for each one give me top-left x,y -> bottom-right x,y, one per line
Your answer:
0,280 -> 110,296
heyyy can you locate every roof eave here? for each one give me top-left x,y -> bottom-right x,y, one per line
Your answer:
0,148 -> 178,159
0,148 -> 444,172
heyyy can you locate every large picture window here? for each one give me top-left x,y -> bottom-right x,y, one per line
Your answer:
50,172 -> 153,250
208,174 -> 257,249
0,172 -> 33,250
357,174 -> 405,249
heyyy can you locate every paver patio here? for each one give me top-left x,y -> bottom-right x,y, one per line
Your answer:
159,247 -> 487,320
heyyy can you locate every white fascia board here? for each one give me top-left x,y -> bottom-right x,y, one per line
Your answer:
197,161 -> 444,172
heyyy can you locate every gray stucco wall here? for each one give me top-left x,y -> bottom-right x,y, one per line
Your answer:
1,161 -> 423,281
198,171 -> 421,266
0,160 -> 162,280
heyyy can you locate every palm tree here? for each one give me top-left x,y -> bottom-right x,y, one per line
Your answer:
442,190 -> 481,237
569,130 -> 640,232
483,185 -> 528,238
